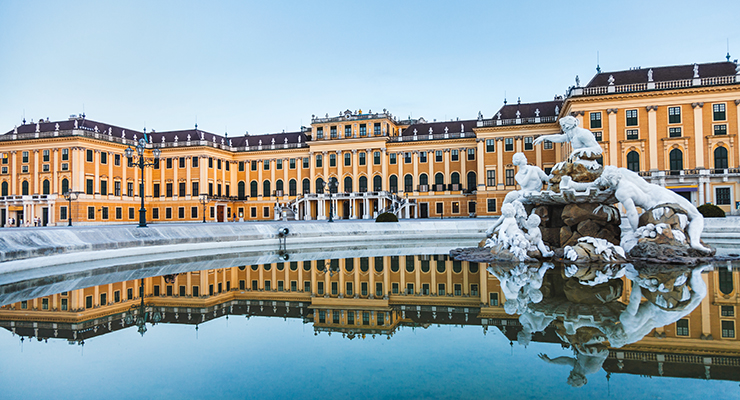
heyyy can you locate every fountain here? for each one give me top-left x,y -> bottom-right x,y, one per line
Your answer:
452,115 -> 716,265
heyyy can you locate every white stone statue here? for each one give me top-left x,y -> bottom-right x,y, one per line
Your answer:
187,133 -> 191,141
489,262 -> 552,315
561,166 -> 710,253
533,116 -> 602,163
524,214 -> 554,257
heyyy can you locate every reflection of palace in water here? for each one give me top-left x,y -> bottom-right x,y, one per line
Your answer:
1,258 -> 739,381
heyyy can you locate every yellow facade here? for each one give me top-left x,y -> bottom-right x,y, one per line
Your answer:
1,61 -> 738,226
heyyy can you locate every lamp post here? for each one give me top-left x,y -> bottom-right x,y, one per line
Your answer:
125,136 -> 161,228
199,194 -> 209,223
124,279 -> 162,337
327,177 -> 338,222
62,191 -> 81,226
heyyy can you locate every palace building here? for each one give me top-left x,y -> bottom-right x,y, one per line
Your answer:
0,60 -> 738,226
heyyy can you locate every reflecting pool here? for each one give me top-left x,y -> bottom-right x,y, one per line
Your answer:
1,254 -> 739,399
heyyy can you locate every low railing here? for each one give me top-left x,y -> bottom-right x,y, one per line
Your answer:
390,131 -> 473,142
576,75 -> 737,97
478,115 -> 557,127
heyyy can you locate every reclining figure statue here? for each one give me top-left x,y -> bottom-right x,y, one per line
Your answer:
533,115 -> 602,163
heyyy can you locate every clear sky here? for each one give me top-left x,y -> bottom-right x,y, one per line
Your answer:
1,0 -> 739,135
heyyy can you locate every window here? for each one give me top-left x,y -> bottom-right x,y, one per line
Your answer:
669,148 -> 683,171
721,306 -> 735,317
179,157 -> 186,168
467,148 -> 475,160
166,158 -> 172,169
275,159 -> 282,170
251,207 -> 257,218
716,187 -> 731,205
264,160 -> 270,170
489,292 -> 499,306
178,182 -> 186,197
524,137 -> 533,150
315,154 -> 322,168
668,106 -> 681,123
389,153 -> 396,164
626,151 -> 640,172
359,124 -> 366,136
435,150 -> 443,162
238,161 -> 245,172
713,103 -> 726,121
100,180 -> 108,196
436,202 -> 443,214
114,181 -> 121,196
345,125 -> 352,137
191,207 -> 198,218
669,127 -> 682,138
452,202 -> 459,214
289,158 -> 296,169
373,151 -> 381,165
451,150 -> 459,162
486,139 -> 495,152
505,138 -> 513,151
438,283 -> 445,296
42,149 -> 50,162
251,160 -> 257,171
593,131 -> 602,142
86,149 -> 93,162
721,321 -> 735,338
374,123 -> 381,135
329,153 -> 336,167
359,152 -> 366,166
101,207 -> 109,220
62,148 -> 69,161
192,157 -> 199,168
178,207 -> 185,219
486,170 -> 496,187
60,206 -> 67,220
166,183 -> 173,197
115,207 -> 122,219
625,109 -> 638,126
590,112 -> 602,129
714,124 -> 727,135
86,178 -> 94,194
128,207 -> 135,219
87,206 -> 95,220
330,126 -> 337,139
676,319 -> 689,336
192,182 -> 199,196
152,208 -> 159,219
316,127 -> 323,139
406,283 -> 414,294
263,206 -> 269,218
42,179 -> 50,194
626,129 -> 639,140
153,183 -> 160,198
505,169 -> 515,186
543,140 -> 553,150
487,198 -> 497,212
303,157 -> 309,168
343,152 -> 351,166
61,163 -> 68,171
419,151 -> 426,163
715,146 -> 728,170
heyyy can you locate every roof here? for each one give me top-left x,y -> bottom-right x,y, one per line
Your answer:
492,100 -> 563,120
3,118 -> 143,138
586,61 -> 738,87
401,119 -> 478,137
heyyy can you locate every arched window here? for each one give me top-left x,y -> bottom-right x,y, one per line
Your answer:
467,172 -> 476,191
373,175 -> 382,191
435,172 -> 444,185
42,179 -> 50,195
328,177 -> 338,193
719,268 -> 733,295
276,180 -> 284,195
405,255 -> 415,272
404,174 -> 413,192
626,151 -> 640,172
263,180 -> 271,196
669,148 -> 683,172
315,178 -> 324,193
389,175 -> 398,192
61,178 -> 69,195
302,178 -> 310,194
1,181 -> 8,196
715,146 -> 728,170
238,181 -> 246,199
289,179 -> 297,196
21,181 -> 29,195
451,172 -> 460,184
344,176 -> 352,193
359,176 -> 367,192
419,173 -> 428,186
250,181 -> 258,198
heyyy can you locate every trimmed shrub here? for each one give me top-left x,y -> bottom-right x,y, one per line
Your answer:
375,212 -> 399,222
697,203 -> 725,218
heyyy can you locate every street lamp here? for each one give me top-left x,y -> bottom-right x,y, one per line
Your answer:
326,177 -> 338,222
62,190 -> 82,226
125,136 -> 161,228
199,194 -> 209,223
124,279 -> 162,337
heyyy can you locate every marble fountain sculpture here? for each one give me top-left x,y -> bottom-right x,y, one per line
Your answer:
453,115 -> 715,265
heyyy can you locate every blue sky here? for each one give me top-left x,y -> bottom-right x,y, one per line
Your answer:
1,0 -> 739,135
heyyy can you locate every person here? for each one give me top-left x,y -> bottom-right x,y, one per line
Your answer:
533,116 -> 602,163
524,214 -> 554,257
